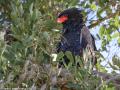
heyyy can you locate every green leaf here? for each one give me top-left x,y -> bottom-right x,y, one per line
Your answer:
30,8 -> 39,23
29,3 -> 34,16
117,38 -> 120,45
101,40 -> 107,50
56,51 -> 64,60
43,31 -> 50,40
98,0 -> 105,6
52,29 -> 60,32
69,0 -> 79,6
109,62 -> 119,70
19,4 -> 24,16
112,56 -> 120,68
99,26 -> 105,38
114,15 -> 120,27
97,8 -> 104,18
106,34 -> 111,41
89,0 -> 94,3
65,51 -> 74,63
111,32 -> 119,38
105,87 -> 115,90
90,3 -> 97,10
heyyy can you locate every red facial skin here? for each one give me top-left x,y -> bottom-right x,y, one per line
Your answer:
57,16 -> 68,23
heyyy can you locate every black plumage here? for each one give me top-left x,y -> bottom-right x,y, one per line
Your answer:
57,8 -> 97,66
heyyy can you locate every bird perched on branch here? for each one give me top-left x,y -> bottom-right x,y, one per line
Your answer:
56,8 -> 97,67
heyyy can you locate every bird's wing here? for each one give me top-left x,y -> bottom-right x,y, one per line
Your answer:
81,26 -> 97,65
81,26 -> 95,50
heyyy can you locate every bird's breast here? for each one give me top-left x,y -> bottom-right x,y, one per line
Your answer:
60,31 -> 84,55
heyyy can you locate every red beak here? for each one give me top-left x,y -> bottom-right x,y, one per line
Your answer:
57,16 -> 68,23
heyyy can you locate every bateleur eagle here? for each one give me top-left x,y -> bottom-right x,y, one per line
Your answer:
56,8 -> 97,67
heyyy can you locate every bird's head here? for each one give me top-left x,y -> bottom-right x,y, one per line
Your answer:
57,8 -> 83,24
57,8 -> 84,33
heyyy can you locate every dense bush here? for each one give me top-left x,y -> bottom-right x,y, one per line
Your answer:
0,0 -> 120,89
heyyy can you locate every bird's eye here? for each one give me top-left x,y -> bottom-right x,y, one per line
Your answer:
57,15 -> 68,23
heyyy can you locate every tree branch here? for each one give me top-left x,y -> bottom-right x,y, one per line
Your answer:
93,70 -> 120,90
96,74 -> 120,90
88,12 -> 120,29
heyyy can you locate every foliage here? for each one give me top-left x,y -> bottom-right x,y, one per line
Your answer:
0,0 -> 120,89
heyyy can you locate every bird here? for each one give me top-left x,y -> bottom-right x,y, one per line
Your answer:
56,8 -> 97,67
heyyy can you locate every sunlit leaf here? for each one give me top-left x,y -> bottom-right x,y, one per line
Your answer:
111,32 -> 119,38
90,3 -> 97,10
